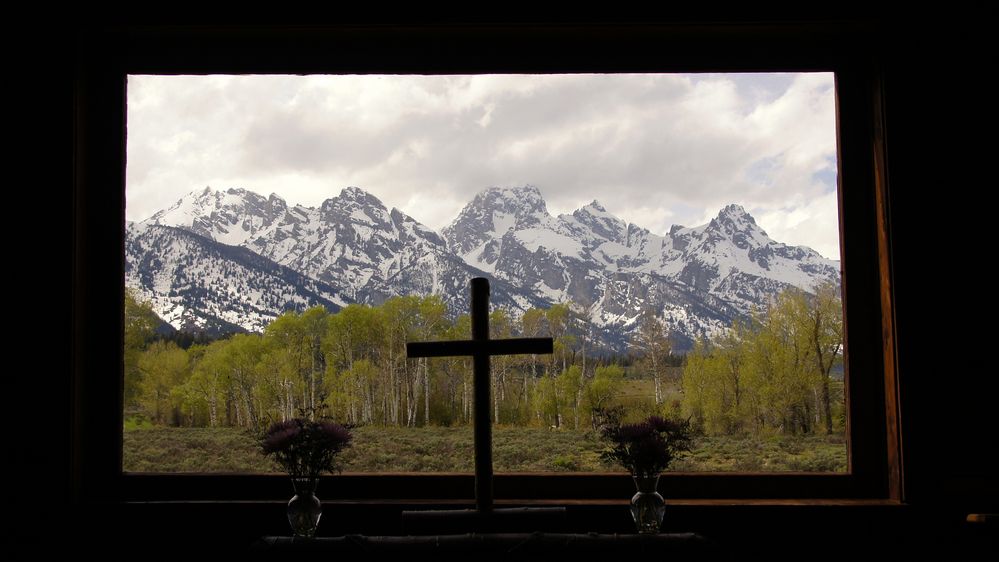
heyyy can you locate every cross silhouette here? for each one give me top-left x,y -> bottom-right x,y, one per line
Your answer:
406,277 -> 554,513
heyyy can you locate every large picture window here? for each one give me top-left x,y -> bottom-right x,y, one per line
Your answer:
123,72 -> 848,477
73,23 -> 899,503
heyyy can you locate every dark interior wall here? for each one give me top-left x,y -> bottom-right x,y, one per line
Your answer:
878,22 -> 998,557
880,21 -> 997,509
53,17 -> 997,557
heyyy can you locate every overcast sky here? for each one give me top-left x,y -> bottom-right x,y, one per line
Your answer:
126,73 -> 841,259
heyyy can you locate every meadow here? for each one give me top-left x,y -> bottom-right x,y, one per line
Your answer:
123,425 -> 847,473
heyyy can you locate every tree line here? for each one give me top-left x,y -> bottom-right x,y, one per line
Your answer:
125,282 -> 843,437
681,282 -> 844,435
124,291 -> 674,431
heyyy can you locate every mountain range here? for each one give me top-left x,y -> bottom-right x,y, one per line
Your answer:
125,185 -> 840,351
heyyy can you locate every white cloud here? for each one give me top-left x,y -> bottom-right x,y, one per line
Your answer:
754,189 -> 842,260
126,73 -> 839,256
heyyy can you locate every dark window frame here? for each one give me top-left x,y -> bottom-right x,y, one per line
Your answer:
72,21 -> 902,505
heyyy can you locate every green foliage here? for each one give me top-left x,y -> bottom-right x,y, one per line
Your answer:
682,285 -> 844,436
123,427 -> 273,473
551,455 -> 579,471
127,294 -> 635,432
124,288 -> 159,349
585,364 -> 624,428
123,415 -> 154,430
125,286 -> 847,474
632,309 -> 673,405
124,289 -> 160,411
556,365 -> 584,429
138,340 -> 191,425
176,339 -> 232,427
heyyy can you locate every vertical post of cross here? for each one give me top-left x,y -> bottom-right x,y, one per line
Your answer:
470,277 -> 493,512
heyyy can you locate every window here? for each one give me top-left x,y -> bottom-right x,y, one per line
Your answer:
73,23 -> 900,504
123,72 -> 847,477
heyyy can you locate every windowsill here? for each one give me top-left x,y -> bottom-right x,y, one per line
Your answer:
119,471 -> 874,502
106,498 -> 912,542
80,497 -> 940,557
122,498 -> 904,507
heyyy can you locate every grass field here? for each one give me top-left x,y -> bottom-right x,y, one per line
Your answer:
123,425 -> 847,473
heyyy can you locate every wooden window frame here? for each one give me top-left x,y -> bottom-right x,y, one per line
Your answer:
72,21 -> 902,505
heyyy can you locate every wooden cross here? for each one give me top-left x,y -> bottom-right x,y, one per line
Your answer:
406,277 -> 554,515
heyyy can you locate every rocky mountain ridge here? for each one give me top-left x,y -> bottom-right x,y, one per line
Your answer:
126,185 -> 840,349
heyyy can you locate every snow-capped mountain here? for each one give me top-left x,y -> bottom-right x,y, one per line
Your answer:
127,184 -> 840,349
144,186 -> 290,247
441,186 -> 839,346
129,186 -> 547,334
143,186 -> 450,295
663,204 -> 840,311
125,223 -> 348,334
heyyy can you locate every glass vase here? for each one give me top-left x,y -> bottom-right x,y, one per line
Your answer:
287,478 -> 322,538
630,475 -> 665,534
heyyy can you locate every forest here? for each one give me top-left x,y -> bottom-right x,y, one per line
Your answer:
124,283 -> 845,472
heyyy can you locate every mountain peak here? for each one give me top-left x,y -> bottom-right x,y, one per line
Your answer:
471,185 -> 549,217
566,199 -> 626,245
443,185 -> 554,256
588,199 -> 607,212
488,184 -> 541,195
711,204 -> 760,231
316,187 -> 392,231
572,199 -> 619,224
322,186 -> 387,210
700,203 -> 774,254
340,185 -> 370,199
718,203 -> 750,218
480,185 -> 545,207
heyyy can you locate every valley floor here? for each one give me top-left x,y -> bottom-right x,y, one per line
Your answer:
124,426 -> 847,473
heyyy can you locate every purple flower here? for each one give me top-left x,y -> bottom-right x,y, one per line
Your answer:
617,422 -> 654,441
259,418 -> 353,478
316,422 -> 353,451
262,419 -> 303,453
600,415 -> 693,478
262,426 -> 301,454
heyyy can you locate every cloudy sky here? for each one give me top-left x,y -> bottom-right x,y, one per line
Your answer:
126,73 -> 841,259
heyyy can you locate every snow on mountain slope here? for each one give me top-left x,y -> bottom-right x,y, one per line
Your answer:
135,186 -> 545,326
125,224 -> 347,334
443,187 -> 840,346
132,184 -> 840,350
